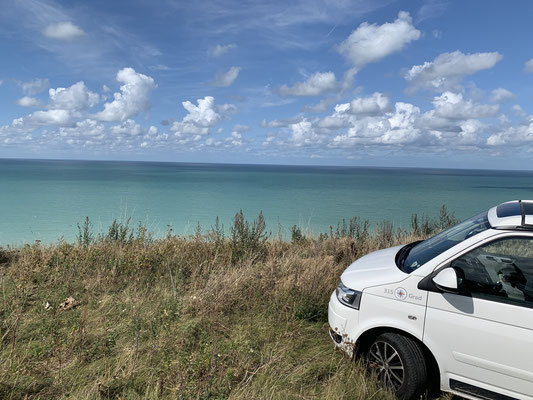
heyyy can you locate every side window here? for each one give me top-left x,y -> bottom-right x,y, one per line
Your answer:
450,237 -> 533,308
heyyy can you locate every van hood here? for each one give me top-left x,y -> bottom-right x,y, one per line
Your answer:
340,245 -> 408,291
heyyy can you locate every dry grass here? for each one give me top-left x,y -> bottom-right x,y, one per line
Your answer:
0,209 -> 457,399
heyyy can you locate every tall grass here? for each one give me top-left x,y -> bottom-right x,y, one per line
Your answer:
0,208 -> 457,399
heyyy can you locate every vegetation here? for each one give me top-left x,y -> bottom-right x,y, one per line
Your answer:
0,208 -> 458,399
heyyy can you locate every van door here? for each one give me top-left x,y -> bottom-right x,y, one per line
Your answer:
423,236 -> 533,399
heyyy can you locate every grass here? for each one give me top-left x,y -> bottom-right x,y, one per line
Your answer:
0,207 -> 457,399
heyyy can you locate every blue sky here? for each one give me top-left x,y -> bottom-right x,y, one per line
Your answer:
2,0 -> 533,169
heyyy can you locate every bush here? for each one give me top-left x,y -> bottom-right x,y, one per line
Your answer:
290,225 -> 305,243
230,210 -> 270,262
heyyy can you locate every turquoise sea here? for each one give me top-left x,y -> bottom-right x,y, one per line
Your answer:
1,158 -> 533,245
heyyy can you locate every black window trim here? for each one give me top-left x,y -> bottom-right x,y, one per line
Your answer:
419,234 -> 533,310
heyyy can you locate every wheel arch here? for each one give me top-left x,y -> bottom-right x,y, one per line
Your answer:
355,326 -> 441,394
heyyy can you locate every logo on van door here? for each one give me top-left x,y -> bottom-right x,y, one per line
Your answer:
394,287 -> 408,300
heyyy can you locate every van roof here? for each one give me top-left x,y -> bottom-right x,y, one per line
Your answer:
488,200 -> 533,230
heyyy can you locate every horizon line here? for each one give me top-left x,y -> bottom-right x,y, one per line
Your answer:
0,156 -> 532,173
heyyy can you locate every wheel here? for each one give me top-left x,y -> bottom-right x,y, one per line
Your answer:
365,333 -> 428,400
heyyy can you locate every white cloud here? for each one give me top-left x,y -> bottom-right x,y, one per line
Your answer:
262,133 -> 276,146
16,96 -> 41,107
204,138 -> 222,147
329,102 -> 421,148
59,119 -> 105,138
95,68 -> 157,122
288,119 -> 324,147
171,96 -> 235,138
524,58 -> 533,73
20,78 -> 49,96
22,109 -> 74,127
348,92 -> 389,115
49,81 -> 99,110
336,11 -> 420,69
490,88 -> 515,103
487,121 -> 533,146
209,43 -> 236,57
432,91 -> 499,120
279,71 -> 339,96
212,66 -> 241,87
43,21 -> 85,40
405,51 -> 503,93
110,119 -> 143,136
271,87 -> 506,151
225,131 -> 243,146
183,97 -> 222,127
261,117 -> 303,128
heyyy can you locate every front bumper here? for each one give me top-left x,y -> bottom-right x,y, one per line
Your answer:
327,292 -> 359,356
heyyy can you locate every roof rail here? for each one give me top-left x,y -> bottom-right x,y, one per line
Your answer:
518,199 -> 533,229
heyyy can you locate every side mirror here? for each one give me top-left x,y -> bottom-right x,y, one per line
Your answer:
432,267 -> 459,293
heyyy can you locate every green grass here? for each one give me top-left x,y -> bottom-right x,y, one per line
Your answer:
0,209 -> 457,399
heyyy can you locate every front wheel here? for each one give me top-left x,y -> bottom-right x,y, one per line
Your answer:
365,333 -> 428,400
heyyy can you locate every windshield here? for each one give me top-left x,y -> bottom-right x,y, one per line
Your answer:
398,212 -> 490,273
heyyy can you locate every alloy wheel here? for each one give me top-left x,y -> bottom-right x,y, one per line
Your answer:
367,340 -> 405,391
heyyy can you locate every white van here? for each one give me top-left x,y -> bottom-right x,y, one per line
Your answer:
328,200 -> 533,400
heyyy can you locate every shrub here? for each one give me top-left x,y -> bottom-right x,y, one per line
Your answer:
230,210 -> 269,262
290,225 -> 305,243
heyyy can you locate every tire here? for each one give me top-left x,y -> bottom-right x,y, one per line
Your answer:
365,332 -> 428,400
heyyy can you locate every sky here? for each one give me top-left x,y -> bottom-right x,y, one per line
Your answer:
2,0 -> 533,169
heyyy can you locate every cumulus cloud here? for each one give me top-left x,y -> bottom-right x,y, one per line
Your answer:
171,96 -> 236,138
16,96 -> 41,107
288,119 -> 324,147
59,119 -> 105,138
490,88 -> 515,103
109,119 -> 143,136
348,92 -> 389,115
95,68 -> 156,122
432,91 -> 499,120
49,81 -> 99,110
336,11 -> 420,69
326,102 -> 420,148
226,131 -> 244,146
278,72 -> 339,96
43,21 -> 85,40
524,58 -> 533,73
209,43 -> 236,57
212,66 -> 241,87
19,78 -> 49,96
487,121 -> 533,146
18,109 -> 74,127
404,51 -> 503,93
263,86 -> 509,152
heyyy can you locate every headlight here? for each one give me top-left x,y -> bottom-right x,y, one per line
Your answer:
336,281 -> 362,309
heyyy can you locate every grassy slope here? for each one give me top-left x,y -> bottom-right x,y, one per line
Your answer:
0,212 -> 455,399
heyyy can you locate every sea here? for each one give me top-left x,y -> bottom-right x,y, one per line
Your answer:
1,158 -> 533,246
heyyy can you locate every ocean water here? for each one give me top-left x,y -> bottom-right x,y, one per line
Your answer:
1,158 -> 533,245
